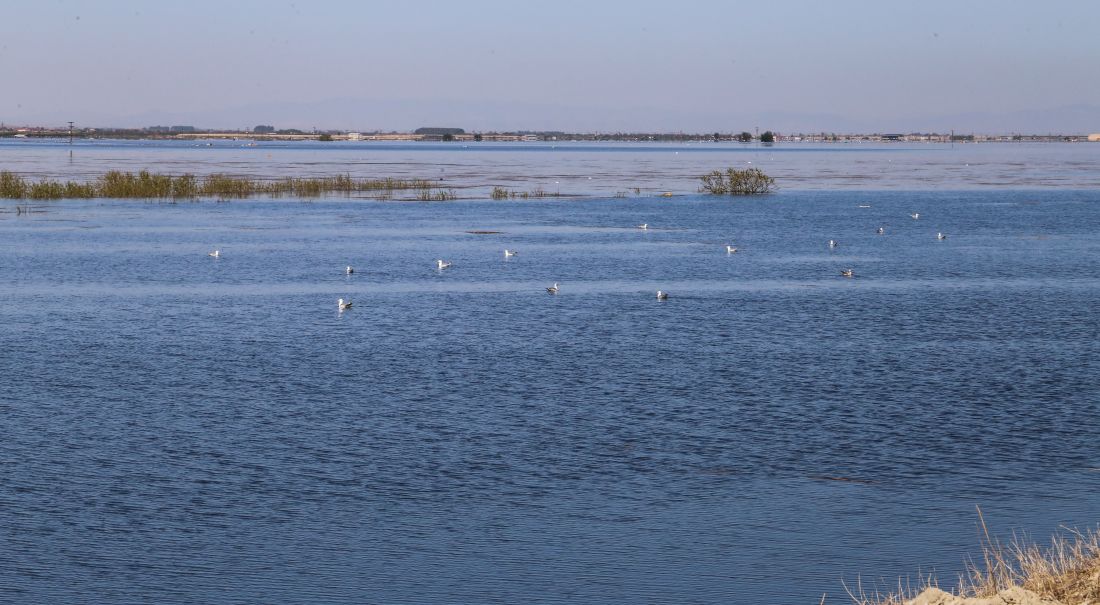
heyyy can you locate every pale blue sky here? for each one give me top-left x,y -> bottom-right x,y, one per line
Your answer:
2,0 -> 1097,132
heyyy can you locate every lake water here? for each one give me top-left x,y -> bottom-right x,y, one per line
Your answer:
2,140 -> 1100,604
4,137 -> 1100,195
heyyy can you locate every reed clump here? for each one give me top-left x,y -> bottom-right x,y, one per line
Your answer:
200,174 -> 255,197
700,167 -> 775,195
0,170 -> 450,200
850,510 -> 1100,605
1,171 -> 28,198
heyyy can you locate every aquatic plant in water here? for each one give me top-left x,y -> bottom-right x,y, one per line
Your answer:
699,167 -> 775,195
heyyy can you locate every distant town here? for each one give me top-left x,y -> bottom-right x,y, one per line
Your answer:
2,124 -> 1098,143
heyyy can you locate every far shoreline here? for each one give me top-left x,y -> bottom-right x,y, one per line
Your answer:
3,128 -> 1098,144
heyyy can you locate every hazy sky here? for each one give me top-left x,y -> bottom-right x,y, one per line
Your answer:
2,0 -> 1098,132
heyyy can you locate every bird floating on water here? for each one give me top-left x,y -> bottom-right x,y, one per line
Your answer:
829,240 -> 838,248
208,250 -> 220,258
503,249 -> 517,257
338,298 -> 352,311
546,282 -> 559,294
876,227 -> 885,235
436,259 -> 452,270
840,268 -> 854,278
937,232 -> 947,240
910,212 -> 920,220
726,245 -> 738,253
656,290 -> 669,300
637,223 -> 648,230
346,266 -> 354,274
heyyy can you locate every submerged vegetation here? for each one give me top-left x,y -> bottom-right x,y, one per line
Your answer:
0,170 -> 450,200
700,167 -> 776,195
417,188 -> 458,201
490,186 -> 561,200
851,511 -> 1100,605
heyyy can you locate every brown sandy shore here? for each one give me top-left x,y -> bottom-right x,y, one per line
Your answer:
905,586 -> 1063,604
863,581 -> 1092,605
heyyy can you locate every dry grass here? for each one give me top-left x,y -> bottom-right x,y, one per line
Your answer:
845,573 -> 941,605
848,508 -> 1100,605
968,513 -> 1100,604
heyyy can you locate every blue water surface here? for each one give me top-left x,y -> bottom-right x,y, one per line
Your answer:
2,189 -> 1099,604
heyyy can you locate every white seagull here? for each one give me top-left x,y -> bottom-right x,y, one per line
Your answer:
840,268 -> 854,278
937,232 -> 947,240
726,245 -> 738,253
546,282 -> 559,294
346,266 -> 354,274
910,212 -> 920,220
829,240 -> 838,249
436,259 -> 452,270
656,290 -> 669,300
338,298 -> 353,311
637,223 -> 648,230
503,249 -> 517,257
876,227 -> 885,235
208,249 -> 220,258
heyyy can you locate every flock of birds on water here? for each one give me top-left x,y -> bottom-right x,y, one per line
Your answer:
205,210 -> 947,312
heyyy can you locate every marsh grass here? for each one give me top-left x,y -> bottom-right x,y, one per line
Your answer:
0,170 -> 448,200
849,508 -> 1100,605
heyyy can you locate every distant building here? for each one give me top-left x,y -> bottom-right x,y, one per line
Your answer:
1089,133 -> 1100,142
347,132 -> 362,141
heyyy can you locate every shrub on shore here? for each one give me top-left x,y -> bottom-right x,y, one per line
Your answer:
700,167 -> 775,195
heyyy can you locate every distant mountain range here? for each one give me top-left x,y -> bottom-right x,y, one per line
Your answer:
8,98 -> 1098,135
